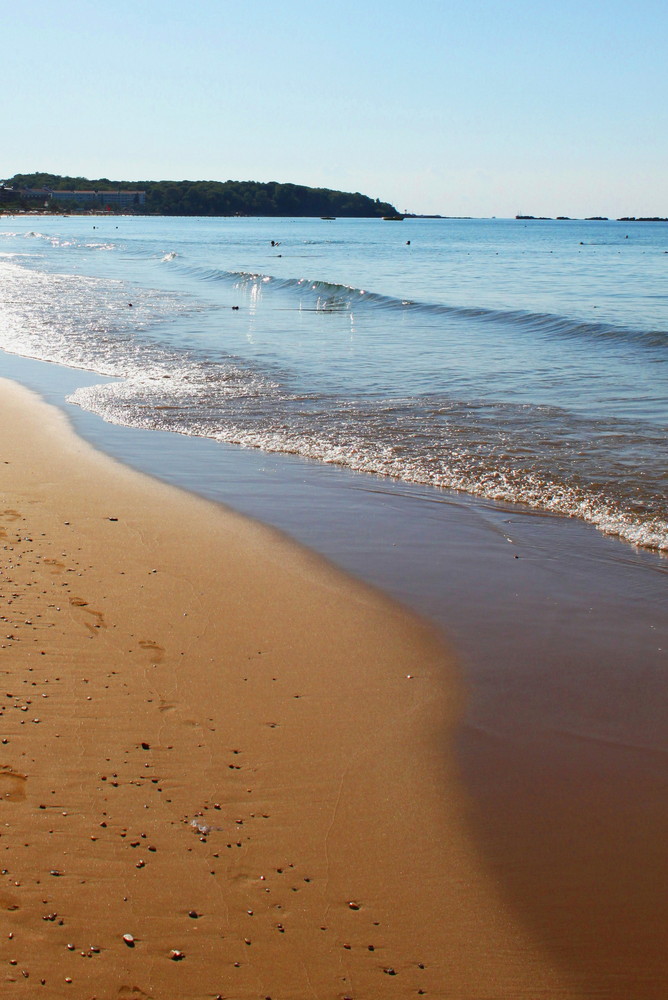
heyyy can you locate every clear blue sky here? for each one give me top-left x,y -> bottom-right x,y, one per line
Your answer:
3,0 -> 666,217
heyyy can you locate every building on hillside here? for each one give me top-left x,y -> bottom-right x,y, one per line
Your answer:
20,188 -> 52,199
47,189 -> 146,208
11,188 -> 146,208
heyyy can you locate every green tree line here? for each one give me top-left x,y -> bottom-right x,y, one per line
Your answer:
3,173 -> 398,217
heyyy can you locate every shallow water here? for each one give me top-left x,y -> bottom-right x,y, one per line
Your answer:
1,215 -> 666,550
1,269 -> 667,998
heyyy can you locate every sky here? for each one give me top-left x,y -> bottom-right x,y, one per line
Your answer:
3,0 -> 666,217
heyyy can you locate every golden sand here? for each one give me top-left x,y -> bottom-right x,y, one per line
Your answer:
0,379 -> 574,998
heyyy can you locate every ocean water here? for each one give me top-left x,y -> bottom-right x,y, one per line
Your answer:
0,214 -> 666,552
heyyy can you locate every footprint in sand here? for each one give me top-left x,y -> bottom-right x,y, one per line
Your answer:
69,597 -> 106,633
0,769 -> 27,801
138,640 -> 165,664
0,890 -> 20,912
43,557 -> 66,574
0,509 -> 21,522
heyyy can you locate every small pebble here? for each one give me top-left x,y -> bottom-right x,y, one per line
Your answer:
169,950 -> 185,961
122,933 -> 135,947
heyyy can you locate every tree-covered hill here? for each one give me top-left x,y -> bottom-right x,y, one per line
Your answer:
3,173 -> 398,217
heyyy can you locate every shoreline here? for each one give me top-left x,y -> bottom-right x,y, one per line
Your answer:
1,355 -> 667,997
0,379 -> 571,998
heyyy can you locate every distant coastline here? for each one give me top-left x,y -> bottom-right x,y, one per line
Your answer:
1,172 -> 398,218
1,174 -> 664,221
516,214 -> 668,222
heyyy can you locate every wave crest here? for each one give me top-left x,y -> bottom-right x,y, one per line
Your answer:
170,261 -> 668,349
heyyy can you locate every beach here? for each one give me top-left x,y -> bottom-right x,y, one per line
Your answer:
0,215 -> 666,998
0,379 -> 577,999
3,0 -> 668,989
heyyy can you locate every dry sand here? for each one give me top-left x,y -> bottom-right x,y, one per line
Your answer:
0,379 -> 575,999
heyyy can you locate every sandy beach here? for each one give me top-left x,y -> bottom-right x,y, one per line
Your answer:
0,378 -> 579,998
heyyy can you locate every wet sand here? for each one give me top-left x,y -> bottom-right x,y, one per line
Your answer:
64,380 -> 668,997
0,379 -> 576,998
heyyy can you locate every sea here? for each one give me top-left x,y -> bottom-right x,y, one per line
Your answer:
3,213 -> 668,998
0,214 -> 666,553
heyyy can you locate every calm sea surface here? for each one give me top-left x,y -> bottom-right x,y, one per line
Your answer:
0,215 -> 666,551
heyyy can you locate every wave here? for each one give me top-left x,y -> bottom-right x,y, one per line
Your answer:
0,258 -> 207,378
2,232 -> 666,555
169,260 -> 668,350
67,373 -> 668,555
5,227 -> 667,350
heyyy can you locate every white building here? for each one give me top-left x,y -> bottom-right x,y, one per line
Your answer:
47,189 -> 146,207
